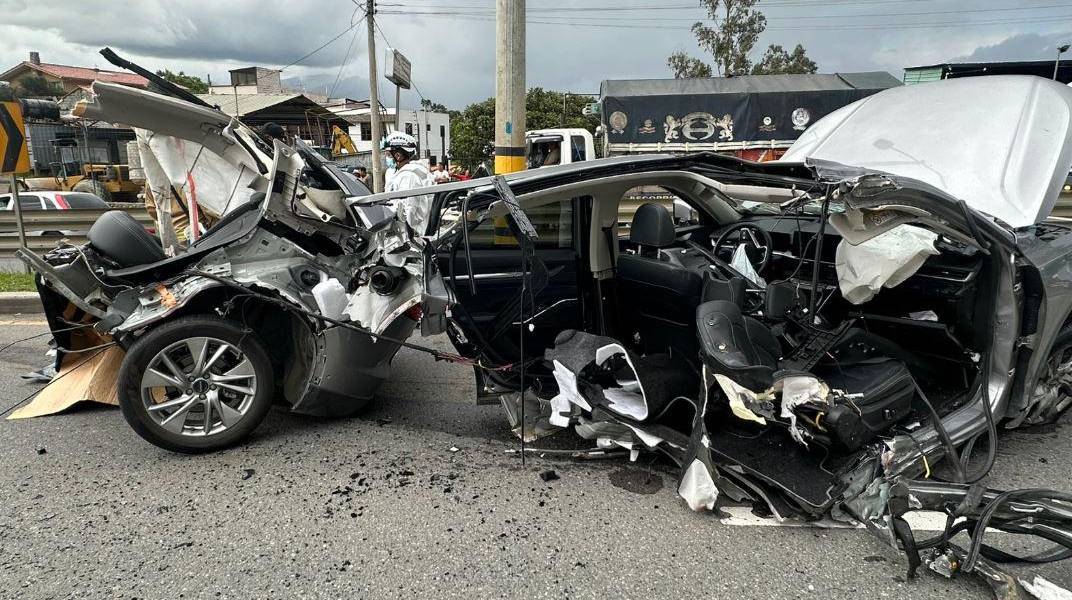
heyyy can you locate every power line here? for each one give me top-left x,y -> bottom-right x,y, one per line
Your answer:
379,0 -> 946,10
329,8 -> 366,97
378,11 -> 1072,32
381,3 -> 1072,21
277,10 -> 368,71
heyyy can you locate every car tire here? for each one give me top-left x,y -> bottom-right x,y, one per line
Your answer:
71,179 -> 112,204
117,315 -> 274,453
1027,324 -> 1072,425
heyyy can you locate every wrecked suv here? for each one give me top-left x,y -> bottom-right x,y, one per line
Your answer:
19,59 -> 1072,594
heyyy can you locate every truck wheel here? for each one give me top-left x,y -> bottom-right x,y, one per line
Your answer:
117,315 -> 274,453
71,179 -> 113,203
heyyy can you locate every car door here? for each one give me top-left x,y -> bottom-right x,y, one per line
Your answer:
438,195 -> 589,390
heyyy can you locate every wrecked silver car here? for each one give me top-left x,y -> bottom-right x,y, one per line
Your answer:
17,61 -> 1072,596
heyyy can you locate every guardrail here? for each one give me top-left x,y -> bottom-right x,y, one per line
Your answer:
0,207 -> 153,258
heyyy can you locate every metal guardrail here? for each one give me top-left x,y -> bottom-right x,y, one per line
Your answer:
0,207 -> 153,258
1052,195 -> 1072,219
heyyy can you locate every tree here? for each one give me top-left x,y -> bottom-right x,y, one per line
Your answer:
667,52 -> 713,79
666,0 -> 818,78
13,74 -> 63,98
420,98 -> 449,112
449,88 -> 599,170
752,44 -> 818,75
155,69 -> 209,93
0,84 -> 14,102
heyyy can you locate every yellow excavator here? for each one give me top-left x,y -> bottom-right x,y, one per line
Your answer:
25,138 -> 142,203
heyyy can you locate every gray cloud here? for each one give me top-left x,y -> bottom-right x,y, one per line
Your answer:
953,31 -> 1072,62
3,1 -> 1072,109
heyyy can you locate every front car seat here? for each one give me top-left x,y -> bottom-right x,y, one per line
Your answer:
616,203 -> 702,353
88,210 -> 165,268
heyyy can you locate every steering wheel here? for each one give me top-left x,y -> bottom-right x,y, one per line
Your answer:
711,222 -> 774,273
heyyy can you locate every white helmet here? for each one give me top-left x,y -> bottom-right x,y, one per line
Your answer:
382,131 -> 418,155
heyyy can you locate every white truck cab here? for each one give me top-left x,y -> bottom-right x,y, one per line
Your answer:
525,128 -> 595,169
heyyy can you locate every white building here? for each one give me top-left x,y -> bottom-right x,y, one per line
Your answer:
329,101 -> 451,166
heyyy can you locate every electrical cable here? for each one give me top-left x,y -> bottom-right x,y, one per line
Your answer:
0,322 -> 96,356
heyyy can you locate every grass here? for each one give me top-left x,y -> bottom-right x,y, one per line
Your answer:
0,272 -> 36,292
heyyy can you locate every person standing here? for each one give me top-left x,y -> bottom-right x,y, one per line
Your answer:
382,132 -> 434,231
353,166 -> 370,186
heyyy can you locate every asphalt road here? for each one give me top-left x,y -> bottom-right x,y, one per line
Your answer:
0,315 -> 1069,599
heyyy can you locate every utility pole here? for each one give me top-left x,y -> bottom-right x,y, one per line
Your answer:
366,0 -> 384,192
494,0 -> 525,174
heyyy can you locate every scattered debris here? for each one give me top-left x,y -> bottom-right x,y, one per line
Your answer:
538,469 -> 560,482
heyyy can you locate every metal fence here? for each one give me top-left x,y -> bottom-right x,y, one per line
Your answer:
0,207 -> 153,259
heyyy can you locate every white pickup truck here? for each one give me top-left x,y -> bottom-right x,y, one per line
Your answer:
525,128 -> 595,169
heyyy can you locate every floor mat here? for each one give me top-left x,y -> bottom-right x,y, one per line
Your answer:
706,423 -> 847,513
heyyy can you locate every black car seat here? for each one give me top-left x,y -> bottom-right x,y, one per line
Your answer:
616,203 -> 702,353
696,299 -> 915,449
87,210 -> 165,268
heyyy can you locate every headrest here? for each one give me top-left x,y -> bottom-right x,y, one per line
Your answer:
629,202 -> 675,248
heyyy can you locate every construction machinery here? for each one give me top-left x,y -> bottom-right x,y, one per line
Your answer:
24,139 -> 142,203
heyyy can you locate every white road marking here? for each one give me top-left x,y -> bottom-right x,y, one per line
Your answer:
0,319 -> 48,325
719,505 -> 957,532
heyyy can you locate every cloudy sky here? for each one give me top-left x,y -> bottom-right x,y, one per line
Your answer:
2,0 -> 1071,109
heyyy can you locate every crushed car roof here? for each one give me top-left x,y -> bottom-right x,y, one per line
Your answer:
782,75 -> 1072,228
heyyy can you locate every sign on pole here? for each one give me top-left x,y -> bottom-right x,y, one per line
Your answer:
0,101 -> 30,174
385,48 -> 412,90
2,101 -> 31,272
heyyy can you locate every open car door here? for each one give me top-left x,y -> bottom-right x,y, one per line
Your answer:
436,189 -> 590,401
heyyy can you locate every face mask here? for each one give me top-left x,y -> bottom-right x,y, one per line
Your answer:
385,157 -> 396,169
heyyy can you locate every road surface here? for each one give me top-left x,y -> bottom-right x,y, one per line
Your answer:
0,316 -> 1068,599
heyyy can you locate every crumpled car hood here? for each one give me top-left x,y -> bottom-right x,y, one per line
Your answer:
782,75 -> 1072,228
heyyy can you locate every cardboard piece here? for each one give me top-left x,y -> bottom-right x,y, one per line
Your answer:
8,346 -> 125,419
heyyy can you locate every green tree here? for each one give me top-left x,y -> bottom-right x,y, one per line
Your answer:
13,74 -> 63,98
752,44 -> 818,75
667,0 -> 817,78
449,88 -> 599,170
155,69 -> 209,93
420,98 -> 449,112
667,52 -> 714,79
0,84 -> 15,101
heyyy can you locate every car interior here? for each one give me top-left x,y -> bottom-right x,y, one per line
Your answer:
439,169 -> 996,510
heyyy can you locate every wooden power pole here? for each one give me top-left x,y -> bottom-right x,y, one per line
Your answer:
366,0 -> 385,192
494,0 -> 525,174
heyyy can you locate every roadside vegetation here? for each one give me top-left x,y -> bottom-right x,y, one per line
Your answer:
0,273 -> 36,292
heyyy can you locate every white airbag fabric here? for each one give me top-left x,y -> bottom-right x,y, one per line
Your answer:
834,224 -> 938,304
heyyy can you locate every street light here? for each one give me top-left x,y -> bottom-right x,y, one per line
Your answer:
1054,44 -> 1070,80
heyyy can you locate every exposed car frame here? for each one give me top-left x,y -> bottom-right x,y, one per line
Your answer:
13,54 -> 1072,598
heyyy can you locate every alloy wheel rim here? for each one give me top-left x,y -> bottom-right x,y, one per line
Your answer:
140,336 -> 257,437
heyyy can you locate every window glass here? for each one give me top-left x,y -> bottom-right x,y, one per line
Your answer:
570,135 -> 587,163
17,195 -> 44,210
60,192 -> 109,209
466,198 -> 576,249
619,186 -> 695,237
527,140 -> 561,169
404,123 -> 413,136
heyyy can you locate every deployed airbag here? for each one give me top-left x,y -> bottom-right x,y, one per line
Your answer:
834,224 -> 937,304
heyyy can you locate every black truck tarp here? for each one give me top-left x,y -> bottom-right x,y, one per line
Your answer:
599,72 -> 902,154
